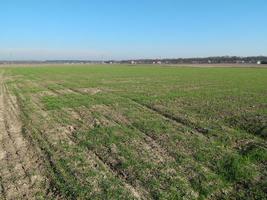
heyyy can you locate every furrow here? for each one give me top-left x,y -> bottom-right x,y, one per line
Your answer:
126,97 -> 209,135
43,86 -> 149,199
0,74 -> 46,199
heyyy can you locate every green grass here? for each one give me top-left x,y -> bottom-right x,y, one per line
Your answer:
3,65 -> 267,199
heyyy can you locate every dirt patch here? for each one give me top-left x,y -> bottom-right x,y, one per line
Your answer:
91,104 -> 131,125
72,106 -> 115,128
56,88 -> 77,95
77,88 -> 102,95
36,90 -> 57,97
45,125 -> 76,145
132,136 -> 175,164
0,73 -> 47,199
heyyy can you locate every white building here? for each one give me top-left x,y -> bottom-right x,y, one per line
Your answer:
257,61 -> 261,65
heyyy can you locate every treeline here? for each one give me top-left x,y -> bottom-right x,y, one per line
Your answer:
119,56 -> 267,64
1,56 -> 267,65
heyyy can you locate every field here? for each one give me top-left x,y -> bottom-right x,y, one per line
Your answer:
0,65 -> 266,199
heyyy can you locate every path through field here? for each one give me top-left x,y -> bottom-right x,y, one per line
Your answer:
0,72 -> 45,199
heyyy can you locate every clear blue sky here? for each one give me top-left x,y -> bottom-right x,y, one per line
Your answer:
1,0 -> 267,60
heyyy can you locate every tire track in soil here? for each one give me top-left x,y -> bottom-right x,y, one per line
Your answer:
45,86 -> 200,199
88,93 -> 232,198
119,97 -> 235,198
0,73 -> 46,200
43,84 -> 243,199
17,81 -> 147,200
14,82 -> 91,199
57,87 -> 178,161
48,85 -> 236,198
38,83 -> 230,199
41,85 -> 201,197
126,97 -> 209,135
43,85 -> 148,200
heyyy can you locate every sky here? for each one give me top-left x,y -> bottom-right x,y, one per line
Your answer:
0,0 -> 267,60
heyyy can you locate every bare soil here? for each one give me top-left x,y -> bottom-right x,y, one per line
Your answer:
0,73 -> 46,199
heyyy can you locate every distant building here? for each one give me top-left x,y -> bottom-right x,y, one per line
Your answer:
257,61 -> 261,65
131,61 -> 136,64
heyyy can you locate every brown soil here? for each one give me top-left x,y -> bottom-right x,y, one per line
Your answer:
77,88 -> 101,95
0,73 -> 46,199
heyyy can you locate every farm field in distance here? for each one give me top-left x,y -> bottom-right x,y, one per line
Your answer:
0,65 -> 266,199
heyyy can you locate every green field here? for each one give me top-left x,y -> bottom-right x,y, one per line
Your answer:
0,65 -> 266,199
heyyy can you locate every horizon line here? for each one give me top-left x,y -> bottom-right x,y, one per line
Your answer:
0,55 -> 267,62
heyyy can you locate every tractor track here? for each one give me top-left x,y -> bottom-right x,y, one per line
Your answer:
43,85 -> 149,200
0,73 -> 46,199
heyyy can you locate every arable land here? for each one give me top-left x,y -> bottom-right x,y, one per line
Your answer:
0,65 -> 266,199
